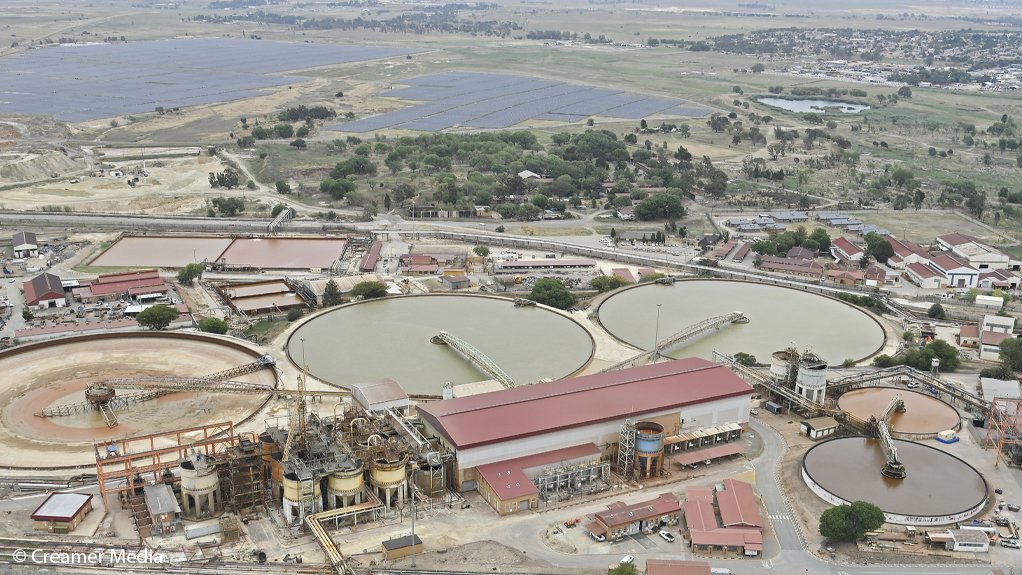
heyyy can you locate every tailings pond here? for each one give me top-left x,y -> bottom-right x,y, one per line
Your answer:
287,295 -> 594,394
598,280 -> 884,363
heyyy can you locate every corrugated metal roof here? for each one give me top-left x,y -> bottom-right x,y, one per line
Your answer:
646,559 -> 711,575
717,479 -> 762,528
674,443 -> 743,466
350,378 -> 407,408
417,359 -> 753,449
475,443 -> 599,502
596,493 -> 679,529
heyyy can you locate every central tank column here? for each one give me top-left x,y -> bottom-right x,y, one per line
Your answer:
634,422 -> 665,479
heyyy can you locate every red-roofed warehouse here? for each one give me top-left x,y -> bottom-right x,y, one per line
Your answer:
416,358 -> 754,496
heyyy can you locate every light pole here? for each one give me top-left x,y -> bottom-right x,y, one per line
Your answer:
409,464 -> 419,568
653,303 -> 662,360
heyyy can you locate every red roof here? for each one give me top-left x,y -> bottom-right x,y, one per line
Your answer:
887,237 -> 930,259
612,268 -> 637,283
595,493 -> 679,529
674,443 -> 743,466
832,236 -> 863,256
907,262 -> 938,279
690,528 -> 763,550
646,560 -> 711,575
23,272 -> 65,305
476,463 -> 537,501
959,325 -> 979,339
93,269 -> 160,284
982,331 -> 1013,346
417,358 -> 754,449
683,499 -> 717,532
717,479 -> 762,528
360,241 -> 382,272
937,233 -> 978,247
930,253 -> 974,272
476,443 -> 600,502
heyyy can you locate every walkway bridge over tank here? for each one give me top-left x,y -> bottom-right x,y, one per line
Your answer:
603,312 -> 749,372
430,330 -> 516,389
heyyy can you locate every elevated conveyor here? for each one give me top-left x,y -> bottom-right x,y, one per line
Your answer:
431,330 -> 516,389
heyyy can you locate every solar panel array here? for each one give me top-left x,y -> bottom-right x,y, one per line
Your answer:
328,71 -> 709,133
0,39 -> 419,122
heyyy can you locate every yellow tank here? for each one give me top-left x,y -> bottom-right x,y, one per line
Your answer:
370,454 -> 409,489
282,472 -> 321,504
180,459 -> 219,497
327,464 -> 365,496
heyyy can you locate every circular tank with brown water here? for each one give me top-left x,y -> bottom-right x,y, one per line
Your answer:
837,387 -> 961,438
802,436 -> 987,525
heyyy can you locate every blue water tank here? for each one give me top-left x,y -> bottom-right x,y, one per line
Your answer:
635,422 -> 665,454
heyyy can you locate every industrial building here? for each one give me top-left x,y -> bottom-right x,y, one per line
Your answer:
23,272 -> 67,308
588,493 -> 680,540
72,269 -> 168,303
417,358 -> 753,512
31,492 -> 93,533
11,230 -> 38,259
683,479 -> 764,556
495,258 -> 596,274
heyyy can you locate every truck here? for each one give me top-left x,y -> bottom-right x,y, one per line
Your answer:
710,569 -> 732,575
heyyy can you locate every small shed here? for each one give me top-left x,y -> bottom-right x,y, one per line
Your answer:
441,275 -> 470,290
764,401 -> 784,415
976,294 -> 1004,308
382,534 -> 423,561
350,378 -> 410,414
800,417 -> 839,440
31,492 -> 93,533
144,483 -> 182,536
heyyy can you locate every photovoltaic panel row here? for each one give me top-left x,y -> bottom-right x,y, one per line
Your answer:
0,39 -> 420,121
670,107 -> 712,118
464,86 -> 615,129
535,113 -> 589,123
599,98 -> 681,119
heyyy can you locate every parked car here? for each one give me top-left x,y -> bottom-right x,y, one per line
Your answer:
620,556 -> 635,564
1008,504 -> 1021,512
658,530 -> 676,542
749,409 -> 760,416
907,382 -> 920,389
1001,539 -> 1021,549
590,532 -> 606,542
996,488 -> 1004,495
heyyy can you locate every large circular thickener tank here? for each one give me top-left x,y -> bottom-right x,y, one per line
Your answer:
287,295 -> 594,394
802,436 -> 987,525
837,388 -> 961,438
598,280 -> 885,363
0,332 -> 276,469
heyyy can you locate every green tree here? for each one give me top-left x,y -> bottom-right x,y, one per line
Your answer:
322,279 -> 343,307
350,281 -> 388,300
286,308 -> 303,322
733,352 -> 759,366
609,564 -> 639,575
384,193 -> 392,210
808,228 -> 831,252
271,203 -> 288,217
819,501 -> 885,542
197,316 -> 229,334
591,275 -> 630,292
999,337 -> 1022,372
527,278 -> 576,310
320,178 -> 355,199
176,263 -> 203,286
863,232 -> 894,263
927,303 -> 947,320
136,304 -> 179,330
473,245 -> 490,257
275,181 -> 291,194
634,193 -> 686,220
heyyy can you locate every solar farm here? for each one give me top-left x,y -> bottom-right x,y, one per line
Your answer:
328,71 -> 711,133
0,39 -> 419,122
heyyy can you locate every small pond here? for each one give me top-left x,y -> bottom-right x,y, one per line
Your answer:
759,97 -> 870,114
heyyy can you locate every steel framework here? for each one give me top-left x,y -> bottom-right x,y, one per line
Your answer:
984,397 -> 1022,468
617,420 -> 636,479
604,312 -> 748,372
431,330 -> 516,389
93,421 -> 250,508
